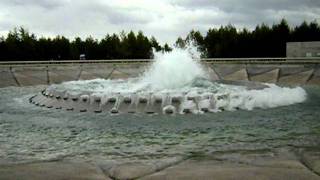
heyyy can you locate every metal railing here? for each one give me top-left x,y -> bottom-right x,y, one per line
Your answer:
201,57 -> 320,64
0,59 -> 153,66
0,57 -> 319,66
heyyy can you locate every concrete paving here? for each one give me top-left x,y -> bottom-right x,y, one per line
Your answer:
142,159 -> 320,180
223,68 -> 248,81
250,69 -> 279,83
109,69 -> 131,79
212,64 -> 247,78
1,151 -> 320,180
301,151 -> 320,175
48,66 -> 81,84
279,66 -> 309,77
0,67 -> 18,87
13,67 -> 48,86
0,161 -> 109,180
1,157 -> 319,180
1,63 -> 320,87
246,66 -> 277,76
278,69 -> 314,86
206,67 -> 220,80
79,70 -> 100,80
308,69 -> 320,85
81,64 -> 116,79
114,64 -> 148,77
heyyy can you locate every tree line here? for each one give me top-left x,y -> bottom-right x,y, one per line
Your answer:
0,29 -> 172,61
0,19 -> 320,61
176,19 -> 320,58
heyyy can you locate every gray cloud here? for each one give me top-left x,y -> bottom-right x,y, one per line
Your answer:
0,0 -> 65,10
171,0 -> 320,30
172,0 -> 320,11
0,0 -> 319,44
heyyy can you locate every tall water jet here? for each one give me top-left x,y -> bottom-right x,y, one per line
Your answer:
140,47 -> 207,90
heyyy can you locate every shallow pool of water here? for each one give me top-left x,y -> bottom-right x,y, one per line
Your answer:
0,85 -> 319,164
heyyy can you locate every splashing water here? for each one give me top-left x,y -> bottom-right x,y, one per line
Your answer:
139,46 -> 207,90
52,45 -> 307,113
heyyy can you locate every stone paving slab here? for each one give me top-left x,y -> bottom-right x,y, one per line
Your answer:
79,70 -> 100,80
99,157 -> 185,180
13,67 -> 48,86
114,64 -> 147,77
141,159 -> 320,180
206,67 -> 220,80
0,161 -> 110,180
302,151 -> 320,175
212,65 -> 247,78
109,162 -> 157,180
278,69 -> 313,86
279,66 -> 309,76
308,69 -> 320,85
109,69 -> 131,79
250,69 -> 279,83
1,64 -> 320,87
80,64 -> 115,79
223,68 -> 248,81
0,156 -> 319,180
48,66 -> 81,84
246,66 -> 277,76
0,68 -> 17,87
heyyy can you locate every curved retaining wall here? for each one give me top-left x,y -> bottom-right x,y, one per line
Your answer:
0,58 -> 319,88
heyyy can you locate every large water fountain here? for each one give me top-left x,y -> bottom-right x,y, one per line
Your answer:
2,46 -> 320,180
29,47 -> 307,114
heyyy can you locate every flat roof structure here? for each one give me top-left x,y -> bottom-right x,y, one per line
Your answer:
287,41 -> 320,57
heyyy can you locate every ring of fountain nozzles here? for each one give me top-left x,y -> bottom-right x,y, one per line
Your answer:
29,80 -> 268,115
30,88 -> 216,115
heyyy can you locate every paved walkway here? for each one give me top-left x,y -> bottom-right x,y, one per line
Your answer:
1,151 -> 319,180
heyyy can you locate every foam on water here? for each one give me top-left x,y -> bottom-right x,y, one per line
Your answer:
53,45 -> 307,113
213,84 -> 307,111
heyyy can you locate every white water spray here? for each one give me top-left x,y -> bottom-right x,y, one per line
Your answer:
55,45 -> 307,113
139,47 -> 207,90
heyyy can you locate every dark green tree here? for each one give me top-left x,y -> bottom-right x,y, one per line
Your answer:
1,20 -> 320,61
163,43 -> 172,52
150,36 -> 162,52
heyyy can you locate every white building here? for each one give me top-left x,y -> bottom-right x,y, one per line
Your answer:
286,41 -> 320,57
80,54 -> 86,60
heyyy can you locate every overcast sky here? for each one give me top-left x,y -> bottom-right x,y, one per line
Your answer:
0,0 -> 319,44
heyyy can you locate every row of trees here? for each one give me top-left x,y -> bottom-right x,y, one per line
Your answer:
0,19 -> 320,60
0,29 -> 172,60
176,19 -> 320,57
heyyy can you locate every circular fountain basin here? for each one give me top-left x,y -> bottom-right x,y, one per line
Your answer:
29,79 -> 269,115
